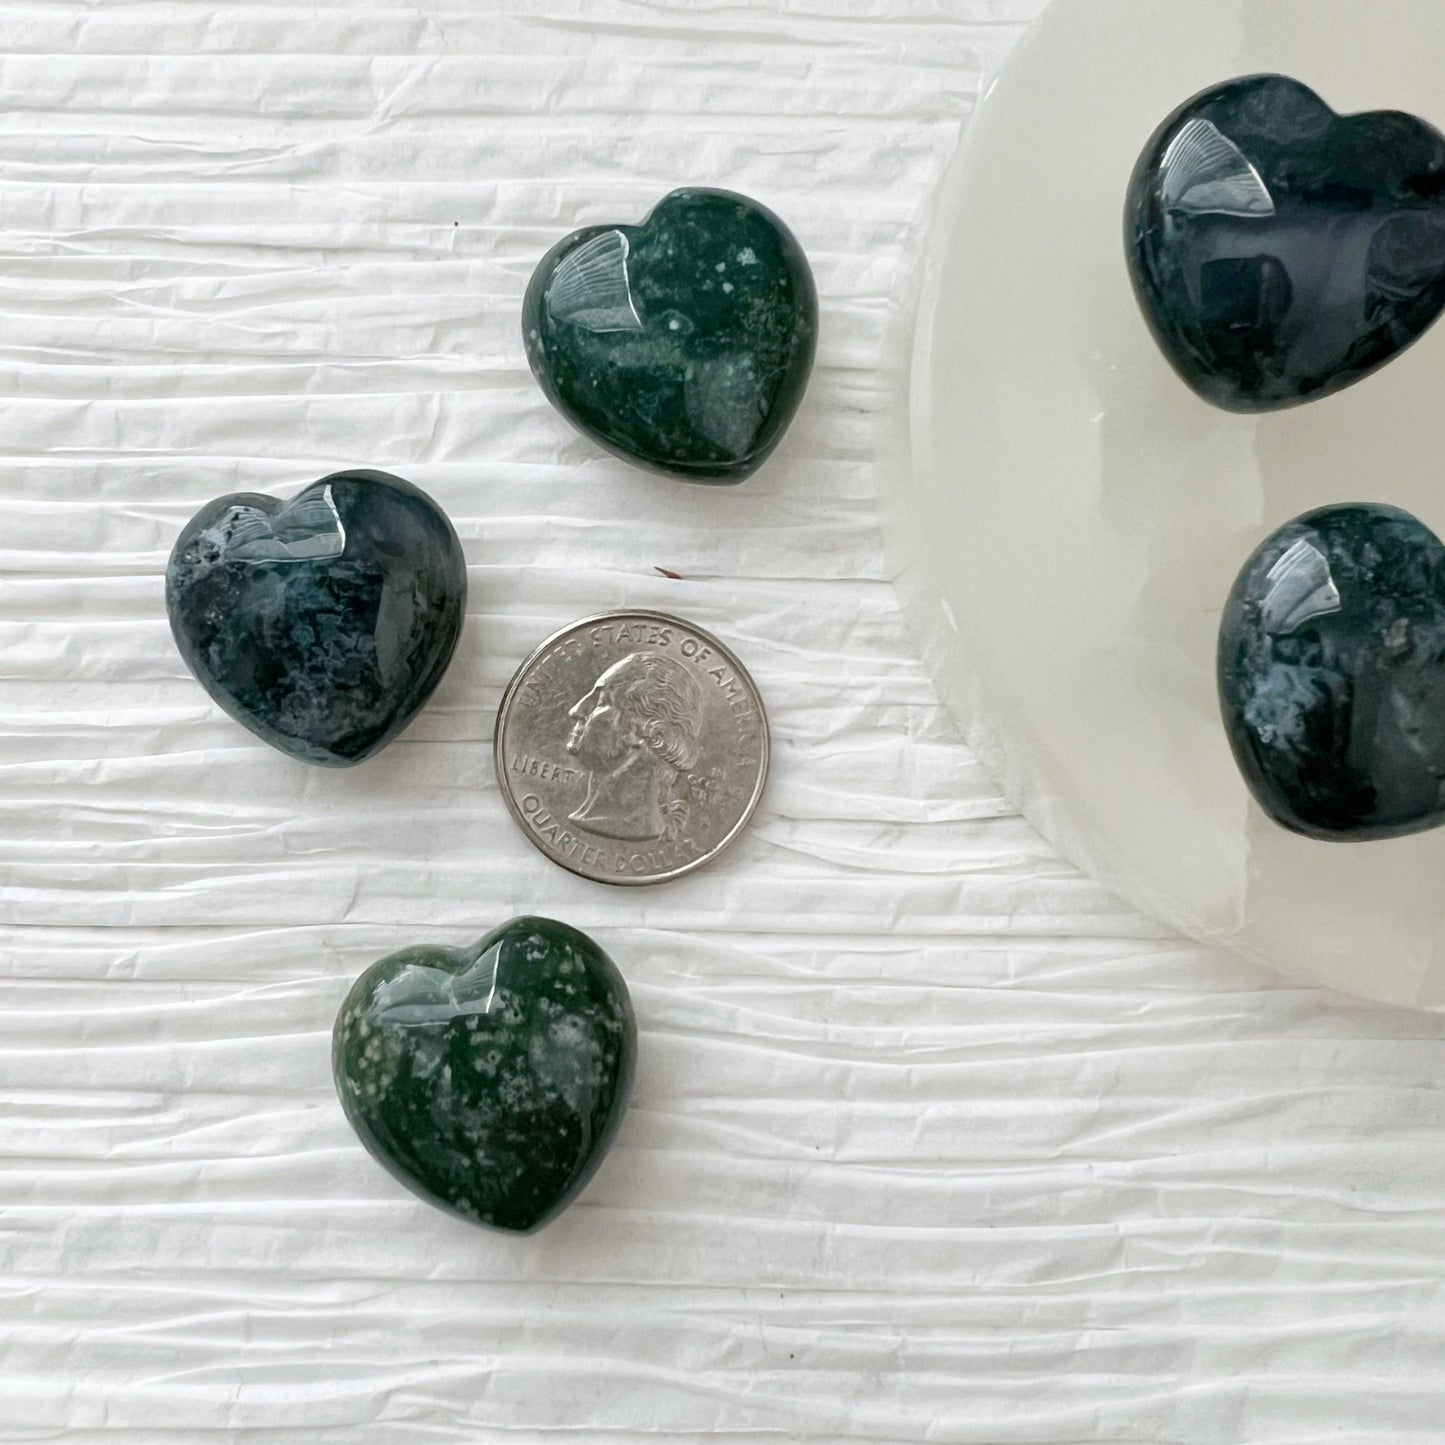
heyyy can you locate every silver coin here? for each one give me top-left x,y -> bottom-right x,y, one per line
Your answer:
494,610 -> 770,886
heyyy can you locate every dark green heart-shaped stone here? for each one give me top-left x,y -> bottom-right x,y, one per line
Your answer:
1127,74 -> 1445,411
332,917 -> 636,1234
1219,503 -> 1445,840
523,188 -> 817,483
166,469 -> 467,767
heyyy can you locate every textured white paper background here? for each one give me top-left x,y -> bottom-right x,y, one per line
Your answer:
5,2 -> 1445,1440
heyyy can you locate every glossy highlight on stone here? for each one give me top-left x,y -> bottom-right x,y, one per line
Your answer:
1126,74 -> 1445,411
166,469 -> 466,767
523,188 -> 818,483
1219,504 -> 1445,841
332,917 -> 636,1234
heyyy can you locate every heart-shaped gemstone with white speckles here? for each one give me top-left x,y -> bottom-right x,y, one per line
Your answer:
332,917 -> 636,1234
523,188 -> 817,483
166,469 -> 466,766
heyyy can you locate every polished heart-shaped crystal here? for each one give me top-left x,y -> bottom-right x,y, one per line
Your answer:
166,469 -> 466,767
523,188 -> 818,483
1219,503 -> 1445,840
1127,75 -> 1445,411
332,917 -> 636,1234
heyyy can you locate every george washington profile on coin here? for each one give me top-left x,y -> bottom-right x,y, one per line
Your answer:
565,651 -> 704,842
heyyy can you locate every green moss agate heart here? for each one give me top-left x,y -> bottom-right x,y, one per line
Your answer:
166,469 -> 467,767
1219,504 -> 1445,841
1127,75 -> 1445,411
523,188 -> 818,484
332,917 -> 636,1234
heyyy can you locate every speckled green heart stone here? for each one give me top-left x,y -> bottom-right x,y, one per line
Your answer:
523,187 -> 818,483
166,469 -> 466,767
332,917 -> 636,1234
1127,75 -> 1445,412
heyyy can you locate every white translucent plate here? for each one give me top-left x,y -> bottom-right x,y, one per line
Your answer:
891,0 -> 1445,1009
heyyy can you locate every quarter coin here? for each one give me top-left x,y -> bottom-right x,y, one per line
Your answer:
494,610 -> 770,886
